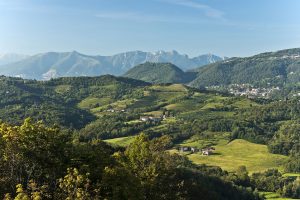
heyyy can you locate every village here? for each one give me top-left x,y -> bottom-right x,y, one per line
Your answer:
207,84 -> 281,99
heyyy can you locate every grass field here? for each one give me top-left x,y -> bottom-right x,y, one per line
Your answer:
283,173 -> 300,177
104,136 -> 136,147
150,84 -> 188,92
186,139 -> 288,173
78,97 -> 111,110
232,98 -> 259,108
260,192 -> 296,200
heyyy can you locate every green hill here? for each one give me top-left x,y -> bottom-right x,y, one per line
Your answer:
0,75 -> 299,199
0,75 -> 299,171
189,48 -> 300,88
0,75 -> 149,128
124,62 -> 196,83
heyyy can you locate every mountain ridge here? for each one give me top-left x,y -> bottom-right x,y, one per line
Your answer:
189,48 -> 300,88
0,50 -> 223,80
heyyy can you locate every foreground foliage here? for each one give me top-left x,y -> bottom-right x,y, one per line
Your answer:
0,120 -> 262,200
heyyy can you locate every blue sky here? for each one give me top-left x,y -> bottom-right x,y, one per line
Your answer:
1,0 -> 300,57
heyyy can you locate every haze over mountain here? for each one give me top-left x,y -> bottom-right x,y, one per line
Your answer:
0,53 -> 29,65
0,50 -> 223,80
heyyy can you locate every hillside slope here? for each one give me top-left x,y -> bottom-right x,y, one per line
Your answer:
124,62 -> 196,83
0,75 -> 149,128
190,48 -> 300,88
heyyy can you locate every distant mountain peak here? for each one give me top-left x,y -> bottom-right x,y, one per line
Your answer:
0,50 -> 223,80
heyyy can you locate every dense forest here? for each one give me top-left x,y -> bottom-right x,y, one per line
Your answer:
0,75 -> 299,199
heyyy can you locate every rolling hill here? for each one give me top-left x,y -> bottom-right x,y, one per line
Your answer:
0,75 -> 298,183
0,50 -> 223,80
0,75 -> 149,128
123,62 -> 196,83
189,48 -> 300,88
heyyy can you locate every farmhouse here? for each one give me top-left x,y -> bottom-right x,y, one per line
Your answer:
191,147 -> 199,153
178,146 -> 200,153
179,146 -> 190,152
201,147 -> 215,156
140,116 -> 162,122
149,116 -> 162,122
140,116 -> 150,122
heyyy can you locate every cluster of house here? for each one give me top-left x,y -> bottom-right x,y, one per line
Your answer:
230,86 -> 280,98
291,92 -> 300,97
178,146 -> 215,156
207,84 -> 281,99
140,115 -> 166,122
106,108 -> 126,113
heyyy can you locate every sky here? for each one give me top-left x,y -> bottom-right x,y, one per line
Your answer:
1,0 -> 300,57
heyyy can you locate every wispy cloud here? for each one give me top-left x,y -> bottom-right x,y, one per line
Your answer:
95,11 -> 209,24
161,0 -> 224,19
95,12 -> 140,21
94,0 -> 226,24
95,11 -> 170,22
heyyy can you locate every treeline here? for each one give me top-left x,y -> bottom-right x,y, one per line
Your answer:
251,169 -> 300,199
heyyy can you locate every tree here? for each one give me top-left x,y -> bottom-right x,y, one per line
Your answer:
0,118 -> 70,194
56,168 -> 91,200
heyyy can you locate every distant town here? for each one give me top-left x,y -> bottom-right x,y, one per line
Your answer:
207,84 -> 300,99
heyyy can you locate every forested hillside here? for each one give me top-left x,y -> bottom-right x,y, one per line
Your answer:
0,75 -> 299,199
124,62 -> 196,83
190,48 -> 300,88
0,75 -> 148,128
119,48 -> 300,100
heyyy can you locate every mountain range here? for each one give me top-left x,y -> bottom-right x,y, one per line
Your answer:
1,48 -> 299,91
0,50 -> 223,80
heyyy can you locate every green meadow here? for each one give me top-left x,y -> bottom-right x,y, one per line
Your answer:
260,192 -> 296,200
185,139 -> 288,173
104,136 -> 137,147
